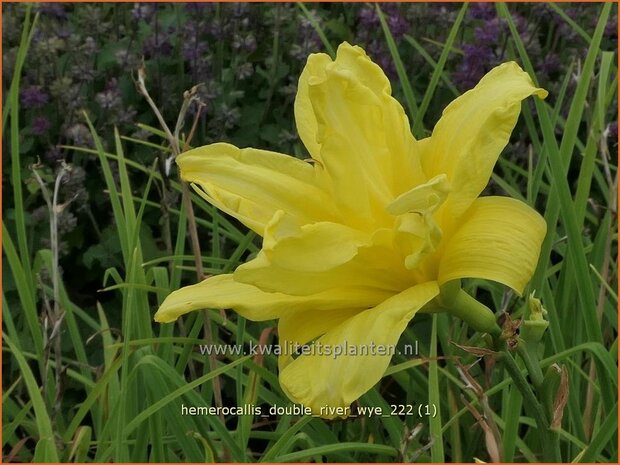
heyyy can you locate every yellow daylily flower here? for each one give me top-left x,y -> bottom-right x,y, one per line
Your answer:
155,42 -> 548,418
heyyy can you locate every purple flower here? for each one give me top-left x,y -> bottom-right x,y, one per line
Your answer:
358,5 -> 408,39
232,33 -> 257,53
358,7 -> 379,29
299,9 -> 320,30
95,79 -> 122,110
388,13 -> 409,39
540,54 -> 561,76
474,18 -> 501,43
82,36 -> 98,56
469,3 -> 495,21
115,106 -> 138,126
96,89 -> 121,110
31,116 -> 51,135
185,3 -> 208,15
208,18 -> 231,39
181,35 -> 209,63
44,146 -> 64,163
608,121 -> 618,142
366,40 -> 396,79
463,43 -> 494,67
454,44 -> 495,91
115,49 -> 140,68
131,3 -> 156,22
605,19 -> 617,39
38,3 -> 68,20
65,123 -> 93,147
56,26 -> 72,39
57,210 -> 77,236
21,85 -> 49,108
291,11 -> 323,62
230,3 -> 250,19
512,13 -> 528,35
143,34 -> 173,58
215,103 -> 241,130
564,7 -> 579,20
237,62 -> 254,80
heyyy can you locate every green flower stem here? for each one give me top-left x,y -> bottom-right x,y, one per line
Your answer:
516,296 -> 561,457
517,342 -> 544,391
516,339 -> 562,461
500,350 -> 561,462
440,288 -> 502,337
434,284 -> 560,459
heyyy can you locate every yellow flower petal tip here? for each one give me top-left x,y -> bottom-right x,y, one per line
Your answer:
493,61 -> 549,100
156,42 -> 549,418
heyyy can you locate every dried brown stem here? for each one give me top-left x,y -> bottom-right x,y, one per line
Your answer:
31,161 -> 72,421
137,71 -> 225,424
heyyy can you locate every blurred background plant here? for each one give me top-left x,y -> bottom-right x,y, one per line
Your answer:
3,2 -> 618,463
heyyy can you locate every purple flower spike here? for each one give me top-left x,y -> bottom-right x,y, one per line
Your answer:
540,54 -> 561,76
44,146 -> 64,163
474,18 -> 501,43
454,44 -> 495,91
388,13 -> 409,39
21,86 -> 49,108
469,3 -> 495,21
608,121 -> 618,142
605,19 -> 617,39
358,7 -> 379,29
131,3 -> 156,22
31,116 -> 51,135
39,3 -> 68,20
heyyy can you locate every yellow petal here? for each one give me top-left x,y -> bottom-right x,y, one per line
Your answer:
421,62 -> 547,228
234,250 -> 407,297
277,308 -> 361,371
234,221 -> 417,297
438,197 -> 547,294
294,42 -> 423,228
294,52 -> 332,162
387,174 -> 450,269
234,211 -> 400,296
262,210 -> 371,272
177,143 -> 336,235
393,212 -> 443,270
279,282 -> 439,418
154,274 -> 391,323
386,174 -> 451,216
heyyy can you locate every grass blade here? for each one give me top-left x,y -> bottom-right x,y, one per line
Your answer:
429,314 -> 444,461
377,4 -> 419,133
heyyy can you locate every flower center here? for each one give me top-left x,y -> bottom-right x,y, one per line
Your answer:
385,174 -> 451,269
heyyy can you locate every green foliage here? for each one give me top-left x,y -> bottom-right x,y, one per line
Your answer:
3,2 -> 617,463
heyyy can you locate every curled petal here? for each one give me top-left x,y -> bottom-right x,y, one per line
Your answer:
387,174 -> 450,269
235,250 -> 407,297
438,196 -> 547,294
279,282 -> 439,418
386,174 -> 451,216
295,42 -> 423,227
262,210 -> 371,272
421,62 -> 547,230
295,52 -> 332,162
235,220 -> 416,297
154,274 -> 394,323
277,308 -> 361,371
178,143 -> 336,235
